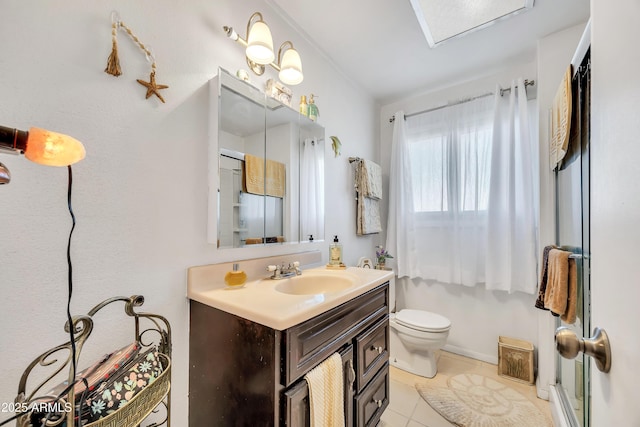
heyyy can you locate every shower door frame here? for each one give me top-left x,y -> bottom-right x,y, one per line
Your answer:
553,50 -> 591,427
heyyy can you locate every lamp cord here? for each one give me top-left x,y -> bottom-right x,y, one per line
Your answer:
66,164 -> 79,394
0,166 -> 79,427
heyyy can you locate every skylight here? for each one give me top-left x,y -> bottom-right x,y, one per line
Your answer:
409,0 -> 535,47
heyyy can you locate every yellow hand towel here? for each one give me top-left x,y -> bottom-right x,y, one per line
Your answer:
243,154 -> 286,198
544,249 -> 571,316
243,153 -> 264,196
304,353 -> 345,427
266,159 -> 285,198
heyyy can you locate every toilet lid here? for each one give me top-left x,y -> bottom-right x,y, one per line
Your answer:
395,309 -> 451,332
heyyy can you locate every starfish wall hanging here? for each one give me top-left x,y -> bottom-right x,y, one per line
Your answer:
105,11 -> 169,104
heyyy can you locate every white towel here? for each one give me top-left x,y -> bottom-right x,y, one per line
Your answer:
355,159 -> 382,235
304,353 -> 345,427
359,159 -> 382,200
357,196 -> 382,235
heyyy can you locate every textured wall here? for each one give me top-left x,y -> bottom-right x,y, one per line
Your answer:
0,1 -> 377,424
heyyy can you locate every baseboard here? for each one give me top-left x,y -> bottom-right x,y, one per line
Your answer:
549,385 -> 572,427
442,344 -> 498,365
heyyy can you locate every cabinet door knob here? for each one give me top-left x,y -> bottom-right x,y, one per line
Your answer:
373,398 -> 383,408
555,326 -> 611,373
370,345 -> 384,354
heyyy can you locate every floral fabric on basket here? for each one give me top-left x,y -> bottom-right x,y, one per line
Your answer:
80,347 -> 164,423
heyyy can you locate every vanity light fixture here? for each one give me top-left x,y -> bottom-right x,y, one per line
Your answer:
223,12 -> 304,85
0,125 -> 86,184
277,41 -> 303,85
245,12 -> 275,65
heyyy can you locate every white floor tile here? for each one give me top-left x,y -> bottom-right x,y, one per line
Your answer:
380,408 -> 410,427
387,379 -> 420,416
411,398 -> 453,427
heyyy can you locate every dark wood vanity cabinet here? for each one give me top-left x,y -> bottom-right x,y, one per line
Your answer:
189,282 -> 390,427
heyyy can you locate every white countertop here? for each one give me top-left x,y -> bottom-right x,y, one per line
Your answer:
187,265 -> 393,330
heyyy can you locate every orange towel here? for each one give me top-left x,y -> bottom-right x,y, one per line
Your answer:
561,258 -> 578,324
544,249 -> 571,316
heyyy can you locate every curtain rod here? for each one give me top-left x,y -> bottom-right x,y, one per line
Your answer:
389,79 -> 535,123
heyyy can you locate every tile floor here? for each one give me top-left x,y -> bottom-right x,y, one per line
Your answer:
380,351 -> 554,427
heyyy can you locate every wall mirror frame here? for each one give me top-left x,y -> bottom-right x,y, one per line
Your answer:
208,68 -> 325,256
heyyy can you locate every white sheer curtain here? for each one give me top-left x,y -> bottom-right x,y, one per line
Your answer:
386,111 -> 416,278
387,80 -> 537,293
485,79 -> 538,293
300,138 -> 324,240
408,96 -> 493,286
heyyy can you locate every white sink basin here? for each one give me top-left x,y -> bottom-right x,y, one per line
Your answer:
275,273 -> 355,295
188,260 -> 394,330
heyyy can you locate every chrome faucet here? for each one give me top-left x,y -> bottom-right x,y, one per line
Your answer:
267,261 -> 301,279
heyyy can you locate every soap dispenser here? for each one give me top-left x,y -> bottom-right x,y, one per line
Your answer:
308,94 -> 319,122
225,263 -> 247,288
329,235 -> 343,266
299,95 -> 308,116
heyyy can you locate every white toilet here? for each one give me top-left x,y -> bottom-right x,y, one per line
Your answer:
388,278 -> 452,378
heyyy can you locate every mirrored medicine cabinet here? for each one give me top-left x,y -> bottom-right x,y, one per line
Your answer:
208,68 -> 325,250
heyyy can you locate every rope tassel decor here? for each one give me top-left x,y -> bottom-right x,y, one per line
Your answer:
105,19 -> 122,77
104,11 -> 169,103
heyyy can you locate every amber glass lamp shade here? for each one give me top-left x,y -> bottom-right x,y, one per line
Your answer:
25,127 -> 86,166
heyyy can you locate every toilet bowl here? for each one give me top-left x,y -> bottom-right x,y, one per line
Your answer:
389,309 -> 451,378
387,277 -> 452,378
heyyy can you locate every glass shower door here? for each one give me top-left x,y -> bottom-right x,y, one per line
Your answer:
555,52 -> 590,427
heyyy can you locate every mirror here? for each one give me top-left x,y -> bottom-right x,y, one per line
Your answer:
209,68 -> 325,249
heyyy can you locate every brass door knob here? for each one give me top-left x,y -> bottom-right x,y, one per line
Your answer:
555,326 -> 611,373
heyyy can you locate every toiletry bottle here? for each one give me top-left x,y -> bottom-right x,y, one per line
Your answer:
308,94 -> 319,121
329,235 -> 343,266
225,263 -> 247,288
299,95 -> 308,116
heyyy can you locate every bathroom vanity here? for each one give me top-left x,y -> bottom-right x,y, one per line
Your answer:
188,262 -> 392,427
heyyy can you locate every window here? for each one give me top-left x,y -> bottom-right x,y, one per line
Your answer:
407,97 -> 494,215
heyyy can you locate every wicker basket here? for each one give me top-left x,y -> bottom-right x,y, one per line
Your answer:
86,353 -> 171,427
498,336 -> 535,384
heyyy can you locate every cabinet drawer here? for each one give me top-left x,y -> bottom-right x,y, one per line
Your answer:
283,284 -> 388,386
355,315 -> 389,393
282,345 -> 355,426
354,362 -> 389,427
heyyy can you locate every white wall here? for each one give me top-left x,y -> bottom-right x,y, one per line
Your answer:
0,1 -> 377,425
590,0 -> 640,424
379,61 -> 540,364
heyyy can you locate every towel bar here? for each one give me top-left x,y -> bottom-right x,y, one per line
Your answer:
568,253 -> 590,259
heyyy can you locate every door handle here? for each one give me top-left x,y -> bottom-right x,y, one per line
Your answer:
555,326 -> 611,373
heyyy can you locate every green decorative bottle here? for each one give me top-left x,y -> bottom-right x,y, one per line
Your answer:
308,94 -> 319,121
